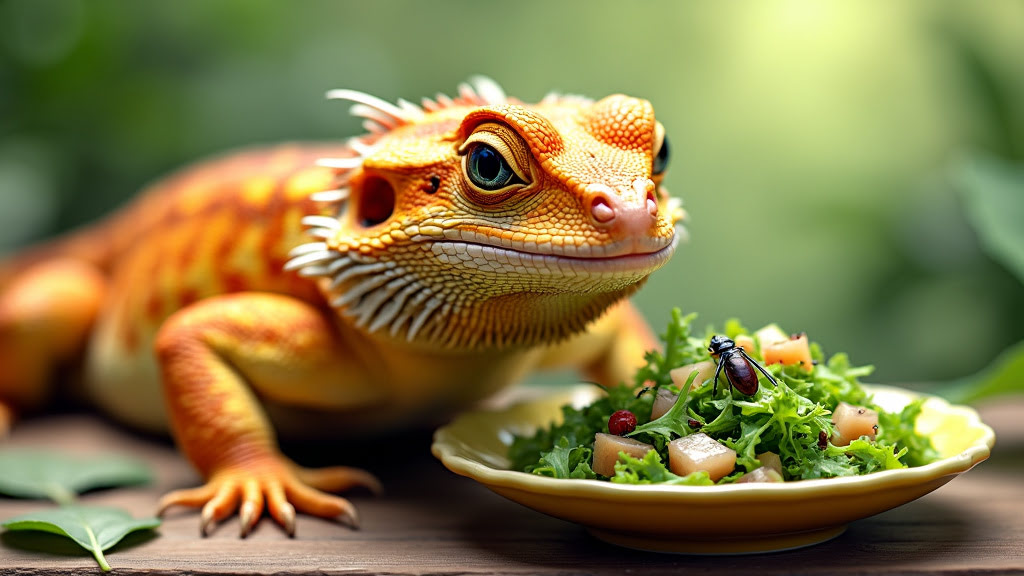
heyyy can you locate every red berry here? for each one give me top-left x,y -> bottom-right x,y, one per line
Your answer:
608,410 -> 637,436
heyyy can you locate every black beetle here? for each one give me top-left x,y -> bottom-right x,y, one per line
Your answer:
707,335 -> 778,396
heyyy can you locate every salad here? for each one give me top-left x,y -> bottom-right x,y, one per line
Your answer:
509,309 -> 940,485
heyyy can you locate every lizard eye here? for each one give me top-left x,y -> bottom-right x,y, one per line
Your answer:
653,135 -> 670,176
467,143 -> 522,191
458,123 -> 532,204
652,122 -> 669,176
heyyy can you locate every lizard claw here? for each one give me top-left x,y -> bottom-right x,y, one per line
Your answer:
158,459 -> 379,537
238,500 -> 258,538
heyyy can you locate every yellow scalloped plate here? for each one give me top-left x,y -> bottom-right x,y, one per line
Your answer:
431,384 -> 994,554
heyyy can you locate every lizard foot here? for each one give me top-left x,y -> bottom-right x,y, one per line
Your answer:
157,459 -> 381,537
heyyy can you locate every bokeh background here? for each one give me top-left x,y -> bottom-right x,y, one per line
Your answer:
2,0 -> 1023,389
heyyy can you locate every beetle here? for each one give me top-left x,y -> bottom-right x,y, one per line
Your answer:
707,335 -> 778,396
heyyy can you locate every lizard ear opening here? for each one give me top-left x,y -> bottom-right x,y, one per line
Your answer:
357,175 -> 395,227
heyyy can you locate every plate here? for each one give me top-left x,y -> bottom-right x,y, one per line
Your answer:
431,384 -> 994,554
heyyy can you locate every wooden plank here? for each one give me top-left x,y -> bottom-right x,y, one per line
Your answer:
1,398 -> 1022,575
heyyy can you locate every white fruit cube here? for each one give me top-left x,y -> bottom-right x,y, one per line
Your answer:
669,360 -> 716,389
592,433 -> 654,477
756,451 -> 783,475
668,432 -> 736,481
650,387 -> 679,420
831,402 -> 878,446
736,467 -> 784,483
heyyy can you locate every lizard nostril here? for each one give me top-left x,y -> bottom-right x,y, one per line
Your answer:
646,191 -> 658,217
590,196 -> 615,223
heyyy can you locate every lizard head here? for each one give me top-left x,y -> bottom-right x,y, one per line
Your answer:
287,78 -> 685,349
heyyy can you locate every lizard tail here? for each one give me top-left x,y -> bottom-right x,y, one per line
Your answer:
0,224 -> 113,293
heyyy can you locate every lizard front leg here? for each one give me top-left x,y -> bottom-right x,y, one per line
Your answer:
153,292 -> 382,537
0,259 -> 106,436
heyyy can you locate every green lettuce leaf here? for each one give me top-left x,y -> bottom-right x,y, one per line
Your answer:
508,383 -> 652,473
876,398 -> 940,467
528,437 -> 596,479
632,309 -> 705,389
832,438 -> 908,473
610,450 -> 713,486
628,369 -> 699,441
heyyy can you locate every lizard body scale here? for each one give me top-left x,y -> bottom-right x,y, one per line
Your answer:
0,78 -> 685,536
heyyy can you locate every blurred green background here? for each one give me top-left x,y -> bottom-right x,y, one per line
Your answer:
2,0 -> 1023,388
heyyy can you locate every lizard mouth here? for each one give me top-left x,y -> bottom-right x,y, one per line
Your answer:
429,231 -> 680,278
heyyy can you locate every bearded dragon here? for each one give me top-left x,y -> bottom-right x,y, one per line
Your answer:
0,78 -> 683,537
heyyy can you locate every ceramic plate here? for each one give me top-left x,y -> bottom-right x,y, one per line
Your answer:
431,384 -> 994,554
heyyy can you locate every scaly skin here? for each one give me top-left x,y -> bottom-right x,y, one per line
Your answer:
0,78 -> 685,537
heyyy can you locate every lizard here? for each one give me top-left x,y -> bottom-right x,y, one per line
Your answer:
0,77 -> 684,537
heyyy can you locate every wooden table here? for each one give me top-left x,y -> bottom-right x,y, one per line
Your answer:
1,395 -> 1022,575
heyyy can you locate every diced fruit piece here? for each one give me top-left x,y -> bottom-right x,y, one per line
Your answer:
667,432 -> 737,481
762,333 -> 813,371
650,388 -> 679,420
608,410 -> 637,436
669,360 -> 716,389
593,433 -> 654,477
754,324 -> 788,351
831,402 -> 879,446
756,451 -> 783,475
735,334 -> 756,354
736,467 -> 784,483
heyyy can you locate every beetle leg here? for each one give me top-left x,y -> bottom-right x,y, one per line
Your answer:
709,354 -> 726,396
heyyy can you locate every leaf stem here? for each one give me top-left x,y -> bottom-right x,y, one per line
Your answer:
43,482 -> 77,507
83,522 -> 111,572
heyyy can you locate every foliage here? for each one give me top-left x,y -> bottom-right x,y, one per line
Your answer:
0,450 -> 158,571
956,154 -> 1024,285
2,506 -> 160,572
938,154 -> 1024,403
610,450 -> 712,486
0,451 -> 151,504
508,383 -> 653,474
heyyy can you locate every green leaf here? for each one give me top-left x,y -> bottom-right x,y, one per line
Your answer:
954,154 -> 1024,284
935,340 -> 1024,404
876,398 -> 941,467
632,308 -> 703,389
509,383 -> 653,474
831,439 -> 907,474
629,368 -> 699,441
2,505 -> 160,572
793,445 -> 860,479
529,437 -> 596,479
0,451 -> 151,504
610,450 -> 713,486
942,154 -> 1024,404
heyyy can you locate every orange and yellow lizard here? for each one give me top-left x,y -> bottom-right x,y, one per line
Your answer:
0,78 -> 684,536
